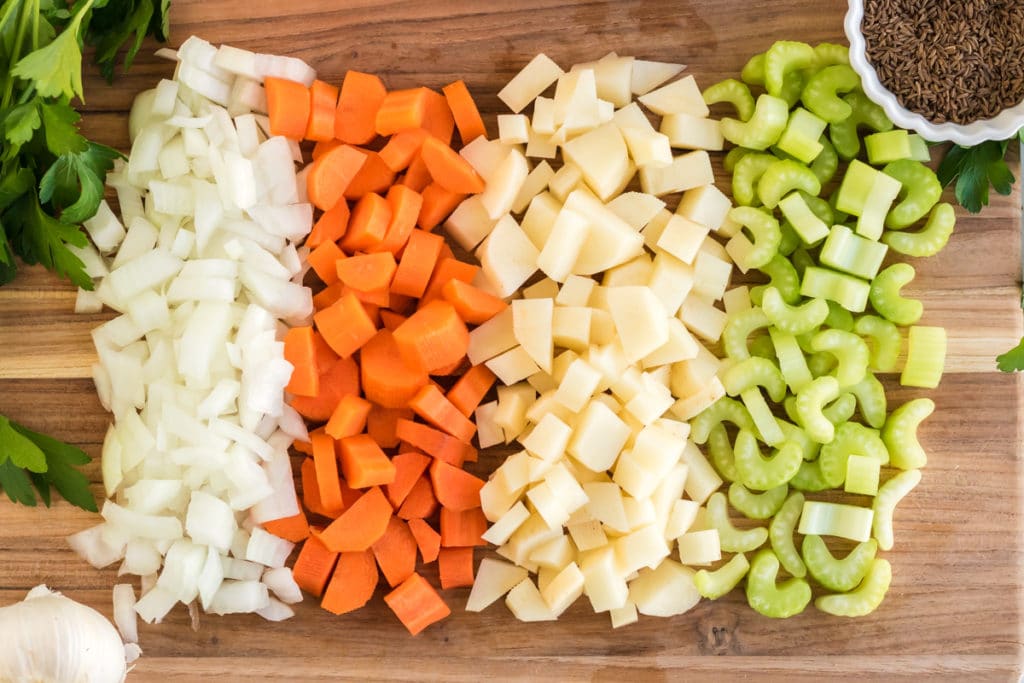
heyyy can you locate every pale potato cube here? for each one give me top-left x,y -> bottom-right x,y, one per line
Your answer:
494,383 -> 536,440
639,208 -> 671,251
692,249 -> 733,302
670,375 -> 726,420
444,195 -> 496,252
606,286 -> 670,363
512,160 -> 555,214
664,498 -> 701,540
486,345 -> 542,386
479,477 -> 519,522
548,162 -> 584,203
477,214 -> 539,298
567,399 -> 631,472
698,234 -> 731,262
613,424 -> 685,499
650,462 -> 689,533
499,53 -> 565,113
589,309 -> 617,345
647,250 -> 697,317
573,54 -> 635,107
602,254 -> 654,287
480,147 -> 529,220
678,294 -> 728,342
536,566 -> 560,594
563,459 -> 610,487
522,277 -> 560,300
460,136 -> 514,181
676,184 -> 732,231
638,75 -> 709,116
581,546 -> 629,612
642,317 -> 700,368
532,96 -> 556,135
526,123 -> 558,159
657,214 -> 710,265
529,533 -> 576,570
653,416 -> 691,440
524,390 -> 576,427
520,191 -> 562,249
717,212 -> 742,238
553,357 -> 601,412
630,60 -> 686,96
628,560 -> 701,617
639,150 -> 714,196
468,306 -> 516,365
526,370 -> 559,395
622,378 -> 675,426
563,190 -> 644,275
521,412 -> 572,462
660,113 -> 724,150
622,496 -> 657,533
615,524 -> 670,576
526,481 -> 570,528
676,528 -> 721,565
544,461 -> 589,513
551,348 -> 580,383
496,541 -> 539,574
493,450 -> 532,497
621,126 -> 674,168
482,500 -> 531,545
583,481 -> 630,533
555,275 -> 596,307
567,518 -> 608,552
612,101 -> 655,132
526,454 -> 556,483
505,578 -> 557,621
680,440 -> 724,503
561,123 -> 634,201
722,285 -> 752,314
498,114 -> 531,145
609,366 -> 644,403
553,69 -> 599,131
606,192 -> 666,231
668,342 -> 721,397
541,562 -> 585,616
509,514 -> 564,566
536,207 -> 589,282
475,400 -> 504,448
466,558 -> 529,612
585,342 -> 630,391
552,306 -> 592,352
610,601 -> 639,628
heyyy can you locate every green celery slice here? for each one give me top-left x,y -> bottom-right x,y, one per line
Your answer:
729,482 -> 789,520
801,64 -> 859,123
864,130 -> 912,165
844,454 -> 881,495
882,397 -> 934,470
769,491 -> 807,577
798,500 -> 874,542
900,325 -> 946,389
746,548 -> 812,618
801,266 -> 871,313
695,552 -> 751,599
882,202 -> 955,257
872,469 -> 921,550
869,262 -> 923,325
820,224 -> 890,280
707,491 -> 769,553
802,534 -> 878,592
815,558 -> 892,617
776,108 -> 827,163
778,191 -> 830,245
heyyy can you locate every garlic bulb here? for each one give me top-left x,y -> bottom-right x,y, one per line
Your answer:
0,585 -> 129,683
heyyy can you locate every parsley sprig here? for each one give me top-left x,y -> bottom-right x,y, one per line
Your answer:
0,416 -> 97,511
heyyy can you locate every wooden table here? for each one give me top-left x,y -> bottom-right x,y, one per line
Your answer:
0,0 -> 1022,679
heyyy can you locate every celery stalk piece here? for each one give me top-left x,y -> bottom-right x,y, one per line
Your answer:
882,397 -> 934,470
778,70 -> 806,108
725,207 -> 781,272
749,335 -> 777,361
770,491 -> 807,577
856,171 -> 903,240
882,202 -> 955,257
740,388 -> 785,446
707,492 -> 769,553
865,130 -> 912,165
854,314 -> 903,373
844,454 -> 881,495
820,225 -> 890,280
733,429 -> 802,490
731,153 -> 778,206
882,159 -> 943,230
822,392 -> 857,425
746,548 -> 812,618
815,558 -> 892,617
794,375 -> 841,444
764,41 -> 816,98
762,287 -> 829,336
800,266 -> 870,313
810,136 -> 840,184
691,396 -> 756,444
778,192 -> 830,245
695,552 -> 750,600
809,328 -> 870,388
721,94 -> 790,151
901,325 -> 946,389
741,52 -> 766,86
872,469 -> 922,550
818,421 -> 889,488
834,159 -> 878,216
722,357 -> 787,402
722,306 -> 772,361
802,535 -> 877,592
724,146 -> 753,173
790,459 -> 832,492
770,328 -> 814,393
869,263 -> 923,325
798,500 -> 874,542
801,64 -> 859,123
907,134 -> 931,162
729,482 -> 788,520
703,78 -> 755,122
776,108 -> 827,163
824,300 -> 856,331
813,42 -> 850,67
756,159 -> 821,209
707,423 -> 739,482
829,91 -> 893,160
752,255 -> 802,304
778,419 -> 821,462
846,373 -> 887,428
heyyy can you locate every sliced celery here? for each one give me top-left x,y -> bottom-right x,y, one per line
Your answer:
818,421 -> 889,488
729,482 -> 788,520
820,225 -> 889,280
802,535 -> 877,592
794,375 -> 840,444
734,429 -> 802,490
791,246 -> 815,278
853,314 -> 903,372
691,396 -> 756,444
763,291 -> 828,339
725,207 -> 782,272
812,42 -> 849,67
764,41 -> 816,98
703,78 -> 756,122
824,300 -> 856,331
732,153 -> 778,205
707,423 -> 739,482
882,159 -> 943,230
790,459 -> 832,492
872,469 -> 921,550
815,558 -> 892,617
798,500 -> 874,542
810,136 -> 840,184
901,325 -> 946,389
722,306 -> 772,360
778,71 -> 806,108
740,52 -> 766,86
907,134 -> 930,162
801,64 -> 859,123
746,549 -> 811,618
749,334 -> 777,360
777,418 -> 821,461
721,94 -> 790,151
882,397 -> 934,470
865,130 -> 912,165
707,491 -> 769,553
810,328 -> 870,388
869,263 -> 923,325
829,91 -> 893,160
695,552 -> 751,600
777,108 -> 827,163
740,387 -> 785,446
800,266 -> 870,313
752,255 -> 802,304
770,491 -> 807,577
882,202 -> 955,257
778,191 -> 830,245
844,454 -> 881,495
834,159 -> 878,216
724,146 -> 753,173
822,391 -> 857,425
769,327 -> 814,393
778,219 -> 802,256
723,357 -> 787,402
846,373 -> 887,428
855,170 -> 902,240
757,159 -> 822,209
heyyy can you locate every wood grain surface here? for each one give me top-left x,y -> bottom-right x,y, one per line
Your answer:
0,1 -> 1022,680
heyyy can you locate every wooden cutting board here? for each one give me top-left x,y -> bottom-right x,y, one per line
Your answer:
0,0 -> 1021,679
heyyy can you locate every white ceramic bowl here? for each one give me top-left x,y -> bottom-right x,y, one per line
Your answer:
844,0 -> 1024,146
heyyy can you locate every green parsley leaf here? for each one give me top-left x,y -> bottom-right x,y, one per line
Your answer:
89,0 -> 154,80
11,22 -> 86,102
0,460 -> 37,506
0,415 -> 48,472
996,336 -> 1024,373
940,140 -> 1018,214
39,141 -> 120,224
6,192 -> 91,289
40,101 -> 88,155
10,420 -> 96,512
0,163 -> 33,212
2,102 -> 41,147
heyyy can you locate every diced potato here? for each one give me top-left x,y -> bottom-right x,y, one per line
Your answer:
555,275 -> 596,307
543,461 -> 589,514
691,249 -> 733,301
563,190 -> 645,275
574,54 -> 635,107
642,317 -> 700,367
581,546 -> 629,612
601,254 -> 654,287
480,147 -> 529,219
526,123 -> 558,159
540,562 -> 585,616
660,113 -> 724,150
496,541 -> 539,574
678,293 -> 728,342
610,601 -> 639,628
494,450 -> 532,496
505,578 -> 557,621
615,524 -> 670,576
475,400 -> 504,448
613,424 -> 685,499
522,278 -> 560,300
588,309 -> 617,346
630,60 -> 686,96
649,462 -> 689,535
621,126 -> 674,168
529,533 -> 576,570
567,518 -> 608,552
477,214 -> 539,298
722,285 -> 752,314
444,195 -> 496,251
622,377 -> 674,426
499,53 -> 565,113
656,213 -> 710,265
550,348 -> 580,384
606,192 -> 666,230
548,162 -> 584,202
521,412 -> 572,462
498,114 -> 531,145
562,123 -> 634,201
567,399 -> 631,472
481,500 -> 531,544
623,496 -> 657,531
676,183 -> 732,232
536,207 -> 589,282
480,477 -> 520,522
668,342 -> 721,397
512,160 -> 556,214
583,481 -> 630,533
665,498 -> 701,540
466,558 -> 529,612
551,306 -> 592,352
638,75 -> 709,117
512,298 -> 554,373
679,440 -> 724,504
467,306 -> 516,365
670,375 -> 726,421
493,383 -> 536,441
486,345 -> 542,386
460,136 -> 514,181
676,528 -> 721,565
520,191 -> 562,249
606,286 -> 670,363
526,370 -> 559,395
552,357 -> 601,412
628,560 -> 701,617
639,150 -> 714,196
532,96 -> 556,134
526,481 -> 570,528
585,342 -> 631,391
609,366 -> 643,403
524,390 -> 576,426
526,454 -> 555,483
553,69 -> 600,133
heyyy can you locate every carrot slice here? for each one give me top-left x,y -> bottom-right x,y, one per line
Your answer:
372,516 -> 418,587
289,355 -> 359,422
325,393 -> 373,440
312,431 -> 345,516
396,475 -> 439,520
312,139 -> 342,162
394,419 -> 476,467
344,150 -> 397,200
390,229 -> 445,299
379,128 -> 429,173
442,80 -> 487,145
317,486 -> 393,552
439,506 -> 488,547
366,405 -> 413,449
306,201 -> 350,249
336,252 -> 397,292
335,70 -> 388,145
340,192 -> 391,253
418,182 -> 467,231
376,88 -> 430,136
313,292 -> 377,359
408,384 -> 476,444
421,257 -> 481,305
307,144 -> 367,212
430,459 -> 485,511
406,518 -> 441,564
344,283 -> 391,309
441,279 -> 508,325
371,184 -> 423,255
380,310 -> 407,332
445,364 -> 497,418
265,77 -> 310,140
420,135 -> 485,194
422,88 -> 455,145
392,299 -> 469,373
401,153 -> 432,192
360,329 -> 430,409
321,549 -> 378,615
262,508 -> 310,543
339,433 -> 398,488
307,239 -> 345,285
292,534 -> 339,598
386,451 -> 432,508
389,292 -> 415,315
283,326 -> 320,397
306,79 -> 340,142
383,572 -> 451,636
301,457 -> 333,518
438,547 -> 475,589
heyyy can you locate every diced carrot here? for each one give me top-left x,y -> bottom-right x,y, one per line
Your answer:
317,486 -> 393,552
390,229 -> 445,298
292,534 -> 339,598
337,475 -> 364,510
289,355 -> 359,422
344,150 -> 397,200
397,475 -> 439,520
446,364 -> 497,418
312,281 -> 344,310
314,292 -> 377,359
383,572 -> 451,636
339,433 -> 397,488
401,153 -> 432,192
306,79 -> 341,142
336,252 -> 397,292
325,393 -> 373,440
301,457 -> 333,518
419,135 -> 485,194
421,257 -> 481,305
307,144 -> 367,212
262,507 -> 311,543
366,405 -> 413,449
394,419 -> 476,467
442,80 -> 487,145
431,357 -> 468,378
335,70 -> 387,145
379,128 -> 429,173
307,239 -> 345,285
312,431 -> 345,516
439,506 -> 488,547
283,326 -> 319,397
372,516 -> 418,587
429,459 -> 485,511
306,201 -> 350,249
344,283 -> 391,309
376,88 -> 430,136
380,310 -> 407,332
409,384 -> 476,444
386,451 -> 432,508
372,184 -> 422,255
437,547 -> 475,589
406,518 -> 441,564
389,292 -> 415,315
265,77 -> 310,140
360,329 -> 430,409
312,139 -> 343,162
418,182 -> 467,231
293,438 -> 313,456
321,549 -> 378,615
340,192 -> 391,253
441,279 -> 507,325
421,88 -> 455,145
312,329 -> 340,367
392,299 -> 469,373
